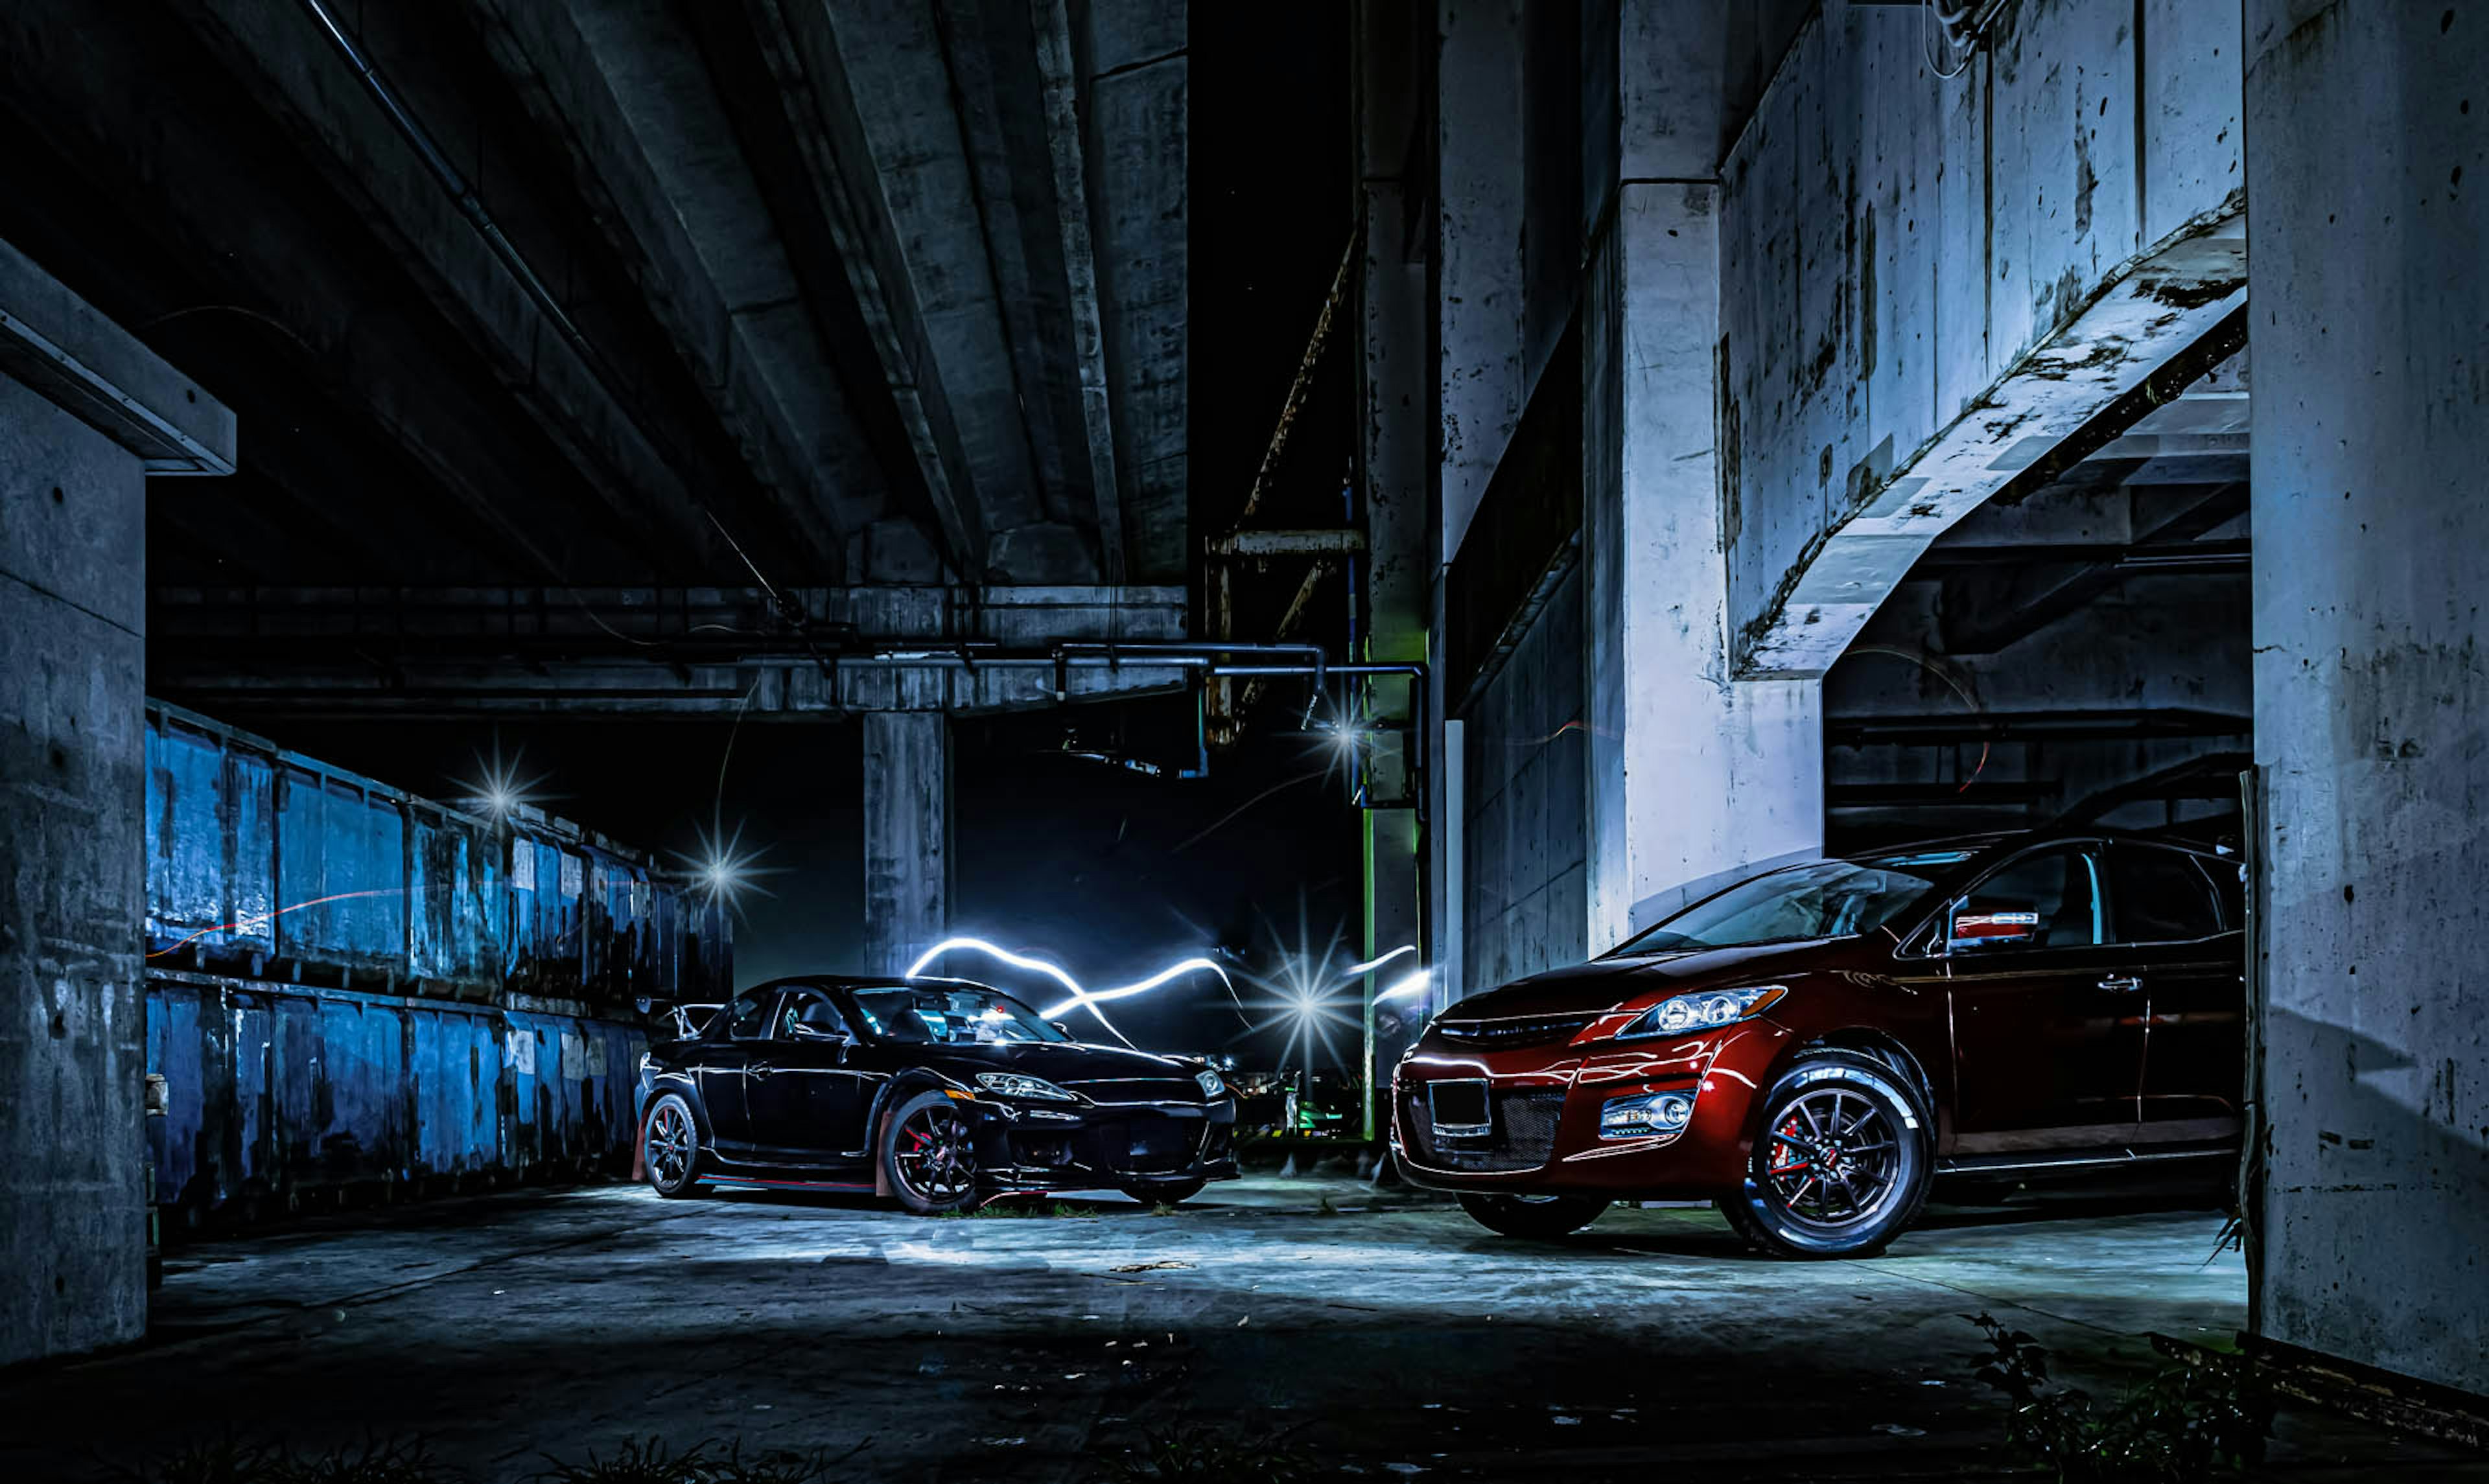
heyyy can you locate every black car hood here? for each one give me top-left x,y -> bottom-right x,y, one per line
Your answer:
909,1039 -> 1202,1089
1445,938 -> 1840,1020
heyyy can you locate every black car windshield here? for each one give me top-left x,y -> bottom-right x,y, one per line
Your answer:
849,986 -> 1069,1045
1603,851 -> 1972,955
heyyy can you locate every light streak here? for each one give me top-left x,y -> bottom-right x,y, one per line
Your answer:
145,887 -> 409,959
903,937 -> 1235,1049
1342,944 -> 1416,978
1375,968 -> 1431,1004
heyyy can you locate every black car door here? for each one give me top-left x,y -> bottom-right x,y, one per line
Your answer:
694,991 -> 774,1152
1941,842 -> 2146,1150
2105,841 -> 2246,1146
743,986 -> 875,1168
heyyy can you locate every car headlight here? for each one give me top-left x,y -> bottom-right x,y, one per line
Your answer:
1600,1089 -> 1696,1139
1195,1069 -> 1226,1098
975,1072 -> 1078,1102
1615,985 -> 1787,1039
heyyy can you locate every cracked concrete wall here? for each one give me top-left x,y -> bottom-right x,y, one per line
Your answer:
2245,0 -> 2489,1397
1464,566 -> 1589,993
0,374 -> 148,1366
1718,0 -> 2243,671
861,710 -> 952,978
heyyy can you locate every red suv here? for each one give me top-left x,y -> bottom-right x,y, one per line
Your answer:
1392,831 -> 2245,1256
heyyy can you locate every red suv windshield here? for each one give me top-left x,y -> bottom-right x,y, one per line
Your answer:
1604,851 -> 1972,955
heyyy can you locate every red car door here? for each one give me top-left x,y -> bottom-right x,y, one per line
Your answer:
1939,842 -> 2146,1152
2106,842 -> 2247,1146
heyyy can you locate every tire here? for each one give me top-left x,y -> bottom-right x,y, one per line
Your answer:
1456,1192 -> 1609,1239
1121,1177 -> 1206,1207
1717,1049 -> 1932,1258
642,1093 -> 708,1199
880,1090 -> 983,1216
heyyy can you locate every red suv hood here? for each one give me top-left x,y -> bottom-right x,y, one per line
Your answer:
1445,939 -> 1838,1020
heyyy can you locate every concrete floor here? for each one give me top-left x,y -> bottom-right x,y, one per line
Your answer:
5,1175 -> 2479,1481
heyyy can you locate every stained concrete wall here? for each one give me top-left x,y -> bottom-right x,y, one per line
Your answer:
861,710 -> 952,977
1463,566 -> 1588,992
1717,0 -> 2244,663
1,240 -> 232,1365
2245,0 -> 2489,1397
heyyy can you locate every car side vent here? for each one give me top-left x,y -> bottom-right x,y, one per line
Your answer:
1435,1016 -> 1594,1050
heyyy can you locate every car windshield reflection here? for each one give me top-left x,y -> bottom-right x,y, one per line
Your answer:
1603,850 -> 1974,956
850,986 -> 1068,1045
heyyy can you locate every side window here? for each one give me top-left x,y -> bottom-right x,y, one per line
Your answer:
726,993 -> 773,1040
776,988 -> 854,1041
1948,846 -> 2103,952
2109,846 -> 2226,943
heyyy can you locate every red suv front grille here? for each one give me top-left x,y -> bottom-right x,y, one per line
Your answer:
1400,1086 -> 1567,1172
1434,1016 -> 1593,1050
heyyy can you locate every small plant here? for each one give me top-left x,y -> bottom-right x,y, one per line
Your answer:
1147,1203 -> 1183,1218
1099,1422 -> 1314,1483
1967,1314 -> 2270,1482
1051,1200 -> 1098,1219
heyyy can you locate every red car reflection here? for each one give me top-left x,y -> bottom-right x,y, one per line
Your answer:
1392,831 -> 2245,1256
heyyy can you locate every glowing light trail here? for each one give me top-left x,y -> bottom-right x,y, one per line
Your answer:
1341,944 -> 1416,978
145,887 -> 408,960
903,937 -> 1236,1048
1375,968 -> 1431,1004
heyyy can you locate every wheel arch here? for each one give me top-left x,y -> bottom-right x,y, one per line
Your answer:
1780,1030 -> 1943,1139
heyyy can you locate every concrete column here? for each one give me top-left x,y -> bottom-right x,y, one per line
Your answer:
1581,185 -> 1822,955
2245,0 -> 2489,1396
861,710 -> 952,977
0,238 -> 233,1365
1434,0 -> 1525,564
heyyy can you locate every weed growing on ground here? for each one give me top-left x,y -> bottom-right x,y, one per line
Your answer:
1099,1422 -> 1315,1483
1967,1313 -> 2271,1481
1147,1203 -> 1183,1218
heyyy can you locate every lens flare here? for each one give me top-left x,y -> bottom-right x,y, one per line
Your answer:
1375,968 -> 1431,1004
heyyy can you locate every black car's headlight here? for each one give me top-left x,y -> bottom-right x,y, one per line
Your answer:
976,1072 -> 1079,1102
1195,1069 -> 1226,1098
1613,986 -> 1787,1039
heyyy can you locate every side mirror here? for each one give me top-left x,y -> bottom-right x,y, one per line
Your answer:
1050,1021 -> 1073,1038
1949,900 -> 2041,951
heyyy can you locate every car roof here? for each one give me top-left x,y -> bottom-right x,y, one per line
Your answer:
734,973 -> 1002,998
1842,827 -> 2232,868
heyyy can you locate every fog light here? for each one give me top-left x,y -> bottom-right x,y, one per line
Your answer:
1600,1089 -> 1696,1140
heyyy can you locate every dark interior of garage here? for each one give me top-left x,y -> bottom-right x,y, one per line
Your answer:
2,1 -> 2484,1479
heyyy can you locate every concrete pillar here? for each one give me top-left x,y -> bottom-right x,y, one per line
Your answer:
2245,0 -> 2489,1396
861,710 -> 952,977
0,238 -> 233,1365
1580,133 -> 1821,956
1434,0 -> 1525,565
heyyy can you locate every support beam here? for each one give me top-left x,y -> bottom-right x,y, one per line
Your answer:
1029,0 -> 1126,581
168,0 -> 736,570
0,240 -> 233,1366
466,0 -> 893,577
2246,0 -> 2489,1400
743,0 -> 990,577
1582,172 -> 1821,949
862,712 -> 952,977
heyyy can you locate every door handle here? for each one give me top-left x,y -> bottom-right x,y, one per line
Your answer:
747,1061 -> 775,1079
2097,976 -> 2144,993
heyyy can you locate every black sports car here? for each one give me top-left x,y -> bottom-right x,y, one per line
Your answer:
633,976 -> 1241,1212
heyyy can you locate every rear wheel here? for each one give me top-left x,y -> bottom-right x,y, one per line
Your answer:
1456,1192 -> 1608,1239
882,1091 -> 982,1216
1718,1050 -> 1931,1258
642,1094 -> 707,1200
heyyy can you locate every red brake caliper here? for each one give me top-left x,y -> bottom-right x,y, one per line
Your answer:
1770,1117 -> 1809,1177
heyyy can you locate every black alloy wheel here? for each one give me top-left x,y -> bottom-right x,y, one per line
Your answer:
642,1093 -> 707,1199
1456,1191 -> 1609,1239
1718,1049 -> 1932,1258
882,1090 -> 983,1215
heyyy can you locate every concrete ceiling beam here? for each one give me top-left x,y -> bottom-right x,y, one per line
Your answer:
1030,0 -> 1125,583
165,0 -> 739,573
464,0 -> 894,582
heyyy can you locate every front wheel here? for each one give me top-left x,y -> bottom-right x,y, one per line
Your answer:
1456,1192 -> 1608,1239
881,1091 -> 983,1215
1718,1050 -> 1932,1258
1121,1177 -> 1206,1207
642,1093 -> 708,1199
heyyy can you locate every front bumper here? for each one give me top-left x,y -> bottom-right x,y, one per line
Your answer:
1390,1019 -> 1791,1200
966,1096 -> 1241,1193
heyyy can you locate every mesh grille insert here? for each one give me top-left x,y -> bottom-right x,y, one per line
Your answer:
1401,1085 -> 1568,1172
